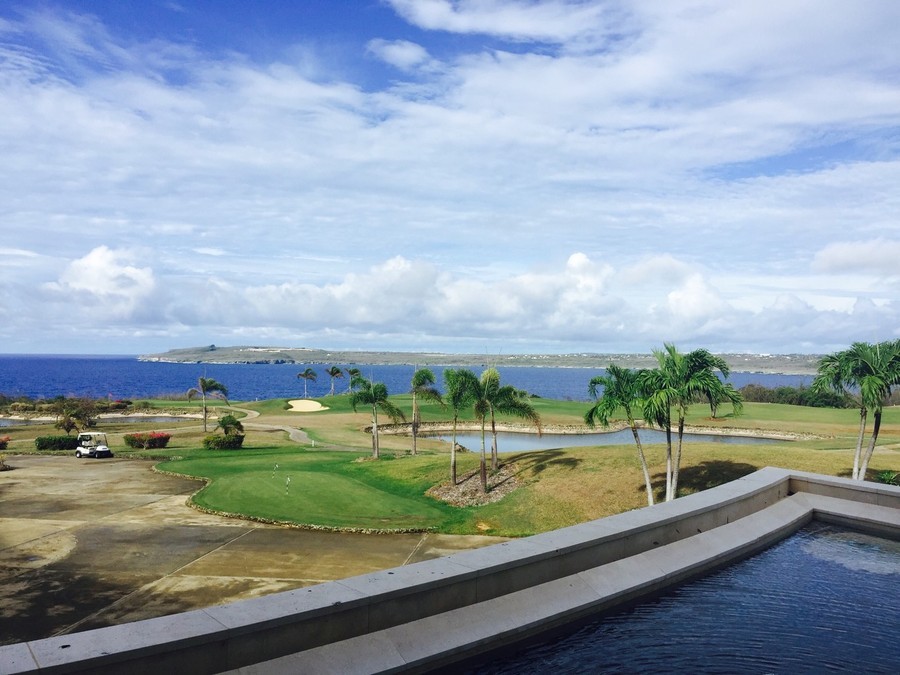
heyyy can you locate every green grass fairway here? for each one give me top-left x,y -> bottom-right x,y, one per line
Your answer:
158,450 -> 464,531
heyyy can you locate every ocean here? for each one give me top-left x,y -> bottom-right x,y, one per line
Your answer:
0,355 -> 814,402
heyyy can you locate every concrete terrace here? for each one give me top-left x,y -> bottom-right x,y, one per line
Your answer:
3,467 -> 898,674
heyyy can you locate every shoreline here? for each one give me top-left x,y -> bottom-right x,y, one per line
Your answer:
136,346 -> 823,375
380,420 -> 816,442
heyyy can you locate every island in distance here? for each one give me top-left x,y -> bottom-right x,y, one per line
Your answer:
139,345 -> 823,375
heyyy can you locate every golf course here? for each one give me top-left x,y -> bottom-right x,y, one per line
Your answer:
32,392 -> 890,538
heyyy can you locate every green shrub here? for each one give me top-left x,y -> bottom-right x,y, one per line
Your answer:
34,436 -> 80,451
123,432 -> 172,449
739,384 -> 851,408
876,470 -> 899,486
203,434 -> 245,450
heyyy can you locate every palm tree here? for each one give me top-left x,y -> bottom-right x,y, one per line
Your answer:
187,376 -> 229,432
813,340 -> 900,480
443,368 -> 479,485
468,374 -> 492,492
349,377 -> 406,459
480,368 -> 542,472
641,344 -> 741,501
296,368 -> 317,398
585,365 -> 654,506
346,367 -> 361,393
326,366 -> 344,396
214,413 -> 244,436
705,381 -> 743,419
410,368 -> 443,455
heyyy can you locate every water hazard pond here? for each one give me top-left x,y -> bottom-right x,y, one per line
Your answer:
0,415 -> 194,427
434,427 -> 778,452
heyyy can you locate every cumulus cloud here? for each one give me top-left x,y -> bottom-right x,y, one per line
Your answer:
42,246 -> 156,318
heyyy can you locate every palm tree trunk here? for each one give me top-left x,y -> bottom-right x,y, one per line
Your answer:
858,411 -> 882,480
450,414 -> 458,485
490,409 -> 499,471
480,419 -> 487,493
411,393 -> 419,456
664,421 -> 673,502
629,422 -> 654,506
672,414 -> 685,500
201,392 -> 208,433
371,406 -> 379,459
852,407 -> 867,479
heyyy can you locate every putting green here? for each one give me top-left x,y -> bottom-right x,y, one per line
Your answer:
161,454 -> 452,531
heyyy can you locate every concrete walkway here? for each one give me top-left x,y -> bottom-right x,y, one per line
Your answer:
0,455 -> 504,646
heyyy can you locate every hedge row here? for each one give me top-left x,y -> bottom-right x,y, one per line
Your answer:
203,434 -> 245,450
34,436 -> 80,451
123,432 -> 172,449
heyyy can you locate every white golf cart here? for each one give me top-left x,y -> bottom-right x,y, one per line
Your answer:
75,432 -> 114,459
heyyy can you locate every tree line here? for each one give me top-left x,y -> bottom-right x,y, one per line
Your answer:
584,339 -> 900,505
348,367 -> 541,495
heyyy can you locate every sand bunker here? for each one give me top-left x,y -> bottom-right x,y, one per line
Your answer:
287,399 -> 329,413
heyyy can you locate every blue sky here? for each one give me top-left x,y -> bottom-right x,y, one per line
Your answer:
1,1 -> 898,356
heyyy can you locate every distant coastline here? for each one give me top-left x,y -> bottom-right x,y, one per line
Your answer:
138,345 -> 823,375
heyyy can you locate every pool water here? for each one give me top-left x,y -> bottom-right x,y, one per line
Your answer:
466,522 -> 900,673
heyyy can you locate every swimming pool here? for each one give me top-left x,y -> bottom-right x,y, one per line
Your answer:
467,522 -> 900,673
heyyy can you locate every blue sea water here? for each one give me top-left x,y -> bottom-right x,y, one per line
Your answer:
0,355 -> 813,402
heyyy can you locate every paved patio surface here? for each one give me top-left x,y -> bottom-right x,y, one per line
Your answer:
0,455 -> 503,646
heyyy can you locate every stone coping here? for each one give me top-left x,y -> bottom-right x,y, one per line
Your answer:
3,468 -> 898,674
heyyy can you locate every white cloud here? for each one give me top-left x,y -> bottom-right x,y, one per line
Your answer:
812,239 -> 900,276
1,3 -> 899,354
386,0 -> 617,43
42,246 -> 156,319
367,39 -> 432,71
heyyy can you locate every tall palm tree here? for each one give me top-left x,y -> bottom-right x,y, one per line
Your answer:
346,367 -> 361,393
187,376 -> 229,432
585,365 -> 654,506
814,340 -> 900,480
349,377 -> 406,459
641,344 -> 741,501
468,374 -> 492,492
326,366 -> 344,396
443,368 -> 479,485
480,368 -> 542,471
296,368 -> 317,398
410,368 -> 443,455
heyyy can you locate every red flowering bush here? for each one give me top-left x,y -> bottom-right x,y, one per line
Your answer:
123,432 -> 172,449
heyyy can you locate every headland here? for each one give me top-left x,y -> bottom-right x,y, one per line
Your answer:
139,345 -> 822,375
